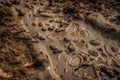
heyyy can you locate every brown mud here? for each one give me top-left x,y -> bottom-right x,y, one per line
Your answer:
0,0 -> 120,80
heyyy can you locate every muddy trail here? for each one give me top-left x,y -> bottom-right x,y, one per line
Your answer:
0,0 -> 120,80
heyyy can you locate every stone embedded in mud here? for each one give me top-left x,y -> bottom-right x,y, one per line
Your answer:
41,27 -> 47,31
89,39 -> 100,46
49,19 -> 54,22
111,45 -> 119,52
33,33 -> 45,41
49,45 -> 63,54
88,50 -> 99,57
48,26 -> 54,31
32,23 -> 36,26
55,28 -> 65,33
63,37 -> 71,42
38,22 -> 43,27
53,49 -> 63,54
38,36 -> 45,41
11,0 -> 21,5
67,43 -> 76,52
49,45 -> 58,50
17,9 -> 26,17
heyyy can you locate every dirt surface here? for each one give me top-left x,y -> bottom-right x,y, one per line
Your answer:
0,0 -> 120,80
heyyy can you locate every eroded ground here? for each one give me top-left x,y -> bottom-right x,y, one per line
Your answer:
0,0 -> 120,80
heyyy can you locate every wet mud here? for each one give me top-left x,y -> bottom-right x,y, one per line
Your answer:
0,0 -> 120,80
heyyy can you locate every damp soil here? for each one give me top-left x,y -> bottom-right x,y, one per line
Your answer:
0,0 -> 120,80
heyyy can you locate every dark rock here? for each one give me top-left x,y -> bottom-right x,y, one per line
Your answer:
48,26 -> 54,31
68,43 -> 76,52
52,49 -> 63,54
35,33 -> 45,40
12,0 -> 21,5
55,20 -> 62,23
89,39 -> 100,46
49,45 -> 58,50
41,28 -> 46,31
32,23 -> 36,26
38,36 -> 45,40
38,22 -> 43,27
49,45 -> 63,54
63,37 -> 71,42
37,10 -> 42,13
17,10 -> 26,17
55,28 -> 65,33
49,19 -> 54,22
88,50 -> 99,57
111,46 -> 119,52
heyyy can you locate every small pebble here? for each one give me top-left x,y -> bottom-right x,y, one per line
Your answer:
88,50 -> 99,57
48,26 -> 54,31
89,39 -> 100,46
38,10 -> 42,13
38,36 -> 45,40
12,0 -> 21,5
49,19 -> 54,22
32,23 -> 36,26
111,45 -> 119,52
18,10 -> 26,16
55,28 -> 65,33
35,33 -> 45,40
38,22 -> 43,27
49,45 -> 63,54
68,43 -> 76,52
55,20 -> 62,23
49,45 -> 58,50
41,28 -> 46,31
63,37 -> 71,42
53,50 -> 63,54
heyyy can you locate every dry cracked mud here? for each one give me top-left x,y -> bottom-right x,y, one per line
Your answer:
0,0 -> 120,80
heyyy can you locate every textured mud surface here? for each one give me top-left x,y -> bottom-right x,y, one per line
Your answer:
0,0 -> 120,80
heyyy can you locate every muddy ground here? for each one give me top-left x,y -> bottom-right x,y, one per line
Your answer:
0,0 -> 120,80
